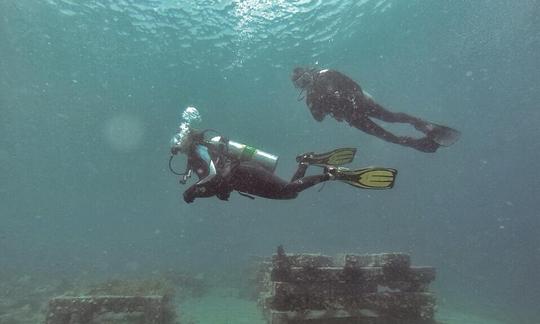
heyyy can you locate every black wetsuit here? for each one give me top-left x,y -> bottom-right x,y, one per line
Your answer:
182,142 -> 330,203
302,69 -> 440,153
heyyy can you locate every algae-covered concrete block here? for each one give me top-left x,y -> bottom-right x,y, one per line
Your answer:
337,253 -> 411,269
270,309 -> 438,324
270,266 -> 435,292
258,247 -> 438,324
270,281 -> 435,315
284,254 -> 334,268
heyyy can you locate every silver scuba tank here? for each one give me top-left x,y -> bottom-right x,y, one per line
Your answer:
209,136 -> 279,173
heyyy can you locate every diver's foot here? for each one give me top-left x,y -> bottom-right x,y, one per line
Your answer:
324,166 -> 349,180
426,123 -> 461,146
413,137 -> 440,153
296,152 -> 314,164
324,166 -> 337,180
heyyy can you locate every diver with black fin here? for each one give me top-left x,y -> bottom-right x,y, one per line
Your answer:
291,67 -> 461,153
169,107 -> 397,204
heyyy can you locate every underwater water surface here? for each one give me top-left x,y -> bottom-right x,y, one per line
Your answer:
1,0 -> 539,323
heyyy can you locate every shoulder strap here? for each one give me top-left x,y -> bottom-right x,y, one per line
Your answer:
238,192 -> 256,200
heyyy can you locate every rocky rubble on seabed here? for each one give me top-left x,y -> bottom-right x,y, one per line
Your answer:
0,273 -> 69,323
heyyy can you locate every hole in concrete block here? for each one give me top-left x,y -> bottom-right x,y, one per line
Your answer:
376,285 -> 401,293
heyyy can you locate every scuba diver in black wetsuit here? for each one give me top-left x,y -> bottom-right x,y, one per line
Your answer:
169,107 -> 397,204
291,67 -> 461,153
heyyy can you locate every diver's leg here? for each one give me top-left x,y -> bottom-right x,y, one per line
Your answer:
282,173 -> 331,197
365,99 -> 432,133
290,162 -> 309,182
365,99 -> 460,147
231,162 -> 297,199
350,117 -> 439,153
350,116 -> 406,144
231,162 -> 332,199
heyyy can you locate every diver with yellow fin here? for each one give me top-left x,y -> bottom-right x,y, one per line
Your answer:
169,107 -> 397,204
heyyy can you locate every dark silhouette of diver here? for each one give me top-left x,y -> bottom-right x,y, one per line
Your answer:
169,108 -> 396,204
292,67 -> 461,153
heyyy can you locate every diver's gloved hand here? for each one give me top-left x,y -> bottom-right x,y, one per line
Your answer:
183,188 -> 196,204
183,185 -> 208,203
216,191 -> 230,201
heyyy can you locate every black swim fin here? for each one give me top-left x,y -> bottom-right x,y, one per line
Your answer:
296,147 -> 357,166
333,167 -> 397,189
427,124 -> 461,147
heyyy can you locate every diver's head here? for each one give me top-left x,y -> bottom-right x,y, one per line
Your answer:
170,124 -> 194,155
170,106 -> 202,155
292,67 -> 316,90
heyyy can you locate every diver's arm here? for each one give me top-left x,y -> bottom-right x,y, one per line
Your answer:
310,108 -> 326,122
182,145 -> 218,203
183,182 -> 216,203
307,94 -> 326,122
178,160 -> 193,184
194,145 -> 217,184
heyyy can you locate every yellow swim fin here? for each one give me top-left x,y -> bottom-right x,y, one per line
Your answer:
296,147 -> 357,166
335,167 -> 397,189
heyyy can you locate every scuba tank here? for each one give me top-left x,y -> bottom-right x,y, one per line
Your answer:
208,136 -> 279,173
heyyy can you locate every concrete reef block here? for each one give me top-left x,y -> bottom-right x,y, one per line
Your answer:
283,254 -> 334,268
271,248 -> 333,282
241,257 -> 274,300
272,266 -> 435,283
270,309 -> 437,324
45,295 -> 169,324
259,247 -> 438,324
336,253 -> 411,269
270,281 -> 435,315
